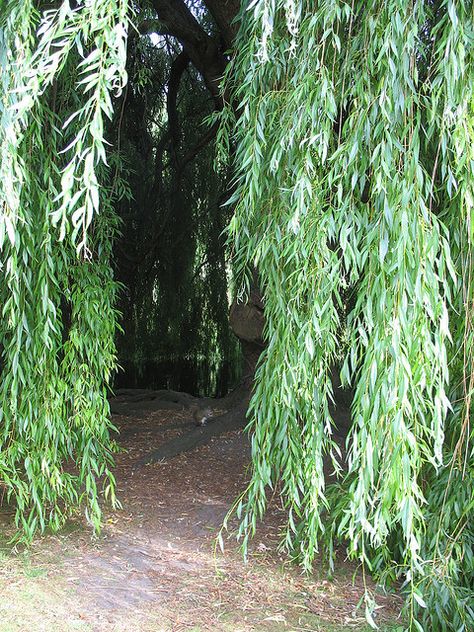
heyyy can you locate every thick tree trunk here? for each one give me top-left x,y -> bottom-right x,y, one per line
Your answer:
202,0 -> 241,49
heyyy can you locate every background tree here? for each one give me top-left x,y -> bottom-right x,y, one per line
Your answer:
112,21 -> 240,397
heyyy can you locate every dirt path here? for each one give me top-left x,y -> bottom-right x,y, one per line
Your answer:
0,400 -> 402,632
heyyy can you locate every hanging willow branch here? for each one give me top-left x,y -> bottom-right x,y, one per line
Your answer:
220,1 -> 473,629
0,0 -> 130,539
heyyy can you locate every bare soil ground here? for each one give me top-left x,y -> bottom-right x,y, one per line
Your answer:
0,399 -> 403,632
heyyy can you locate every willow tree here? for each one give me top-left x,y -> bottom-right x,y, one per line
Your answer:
1,1 -> 473,630
219,1 -> 473,630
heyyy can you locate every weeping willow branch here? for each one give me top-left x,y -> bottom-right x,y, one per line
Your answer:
220,1 -> 474,629
0,0 -> 131,539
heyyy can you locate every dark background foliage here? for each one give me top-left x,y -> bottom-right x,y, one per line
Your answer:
111,11 -> 241,396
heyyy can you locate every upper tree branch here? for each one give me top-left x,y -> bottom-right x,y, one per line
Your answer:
167,50 -> 190,157
148,0 -> 227,106
201,0 -> 241,50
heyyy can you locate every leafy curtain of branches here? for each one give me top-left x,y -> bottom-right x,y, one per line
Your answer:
113,34 -> 240,397
0,0 -> 130,538
220,1 -> 473,629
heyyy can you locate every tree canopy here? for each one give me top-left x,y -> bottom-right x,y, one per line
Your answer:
0,1 -> 473,630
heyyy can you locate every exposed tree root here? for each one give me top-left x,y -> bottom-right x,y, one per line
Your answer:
110,389 -> 197,416
134,401 -> 248,467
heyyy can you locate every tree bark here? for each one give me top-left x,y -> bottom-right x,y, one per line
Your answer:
202,0 -> 241,49
167,51 -> 190,152
148,0 -> 229,106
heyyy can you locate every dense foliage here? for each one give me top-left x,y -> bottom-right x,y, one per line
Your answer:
0,0 -> 130,536
219,1 -> 473,629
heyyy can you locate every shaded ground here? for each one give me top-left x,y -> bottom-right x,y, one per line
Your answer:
0,396 -> 403,631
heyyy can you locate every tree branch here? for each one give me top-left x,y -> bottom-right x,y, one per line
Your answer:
149,0 -> 226,106
177,121 -> 218,171
201,0 -> 241,49
167,51 -> 190,158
